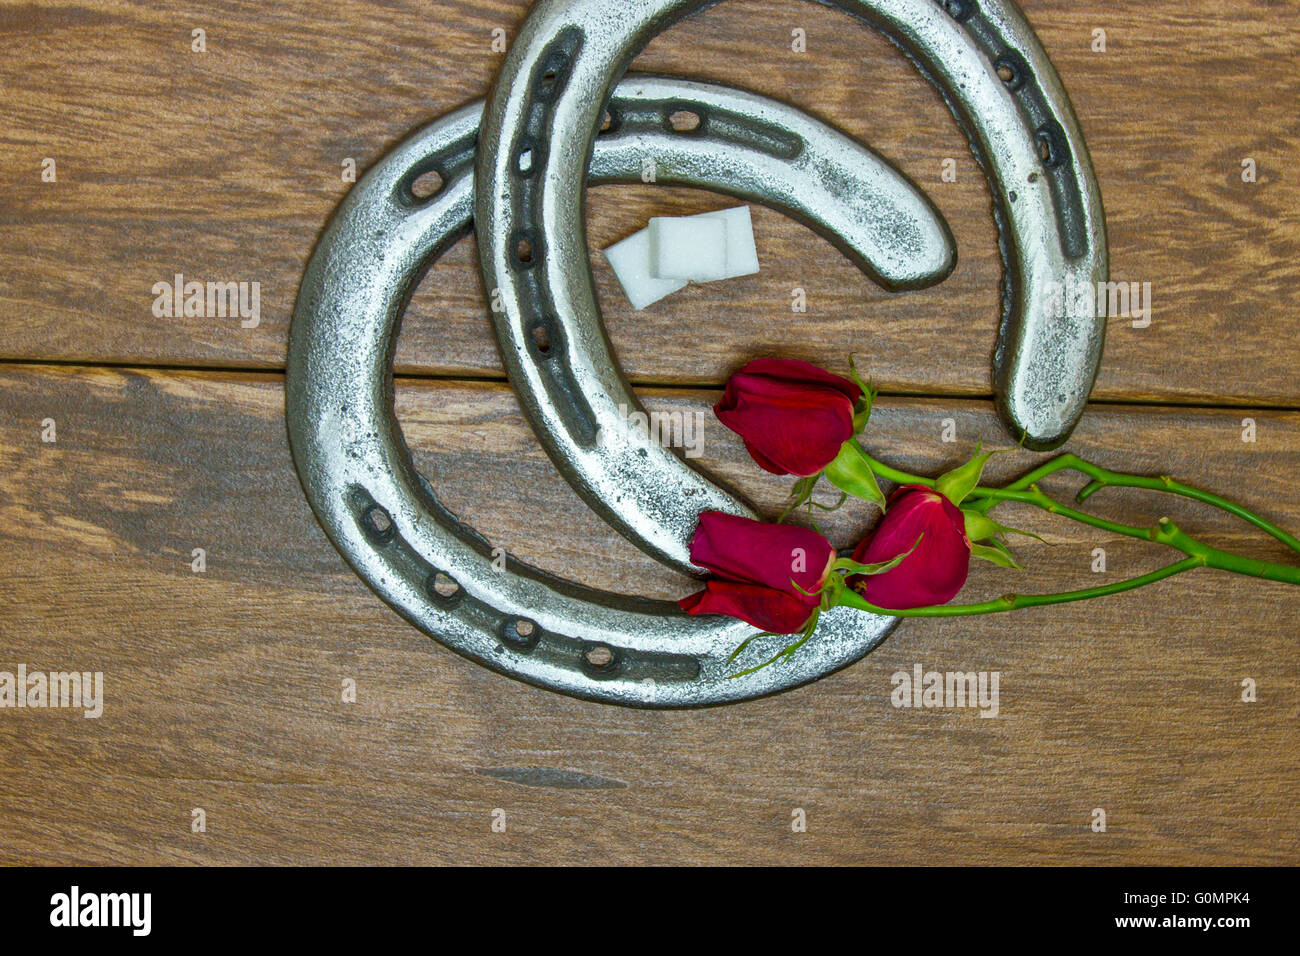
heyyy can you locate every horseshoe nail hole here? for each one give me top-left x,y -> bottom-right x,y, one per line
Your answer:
668,109 -> 701,133
429,571 -> 460,601
500,616 -> 540,652
534,47 -> 570,100
530,321 -> 552,355
530,31 -> 578,104
941,0 -> 976,22
584,644 -> 616,670
1028,172 -> 1040,183
361,504 -> 396,544
513,233 -> 536,267
993,52 -> 1028,91
1035,125 -> 1067,169
409,169 -> 444,200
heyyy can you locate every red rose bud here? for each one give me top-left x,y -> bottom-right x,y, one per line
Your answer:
715,359 -> 862,476
678,512 -> 835,634
850,485 -> 972,610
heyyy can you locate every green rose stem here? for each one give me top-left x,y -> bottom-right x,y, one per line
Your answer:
838,556 -> 1202,617
844,442 -> 1300,591
840,517 -> 1300,619
966,451 -> 1300,556
855,443 -> 1300,555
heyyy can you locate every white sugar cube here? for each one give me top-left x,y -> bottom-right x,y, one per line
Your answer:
604,205 -> 761,308
648,214 -> 728,281
649,206 -> 759,281
602,227 -> 687,310
708,205 -> 760,279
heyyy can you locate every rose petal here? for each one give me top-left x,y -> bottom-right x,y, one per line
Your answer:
690,511 -> 834,595
714,363 -> 858,476
678,580 -> 819,634
722,358 -> 861,405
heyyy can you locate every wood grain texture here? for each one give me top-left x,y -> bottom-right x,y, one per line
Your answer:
2,0 -> 1300,405
1,366 -> 1296,865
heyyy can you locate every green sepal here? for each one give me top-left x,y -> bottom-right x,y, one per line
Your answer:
726,611 -> 821,679
829,535 -> 921,579
726,631 -> 772,666
824,441 -> 887,510
936,443 -> 996,506
820,573 -> 844,608
778,475 -> 820,523
789,576 -> 822,599
961,508 -> 1044,544
971,539 -> 1025,570
847,355 -> 877,434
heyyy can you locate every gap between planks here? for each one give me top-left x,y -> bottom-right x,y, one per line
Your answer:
2,357 -> 1299,416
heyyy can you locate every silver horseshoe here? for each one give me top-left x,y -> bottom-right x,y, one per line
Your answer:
477,0 -> 1109,574
287,77 -> 959,707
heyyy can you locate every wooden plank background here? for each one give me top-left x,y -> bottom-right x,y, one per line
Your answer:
1,0 -> 1297,864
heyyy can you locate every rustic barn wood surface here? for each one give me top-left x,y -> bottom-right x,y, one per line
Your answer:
1,0 -> 1297,865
